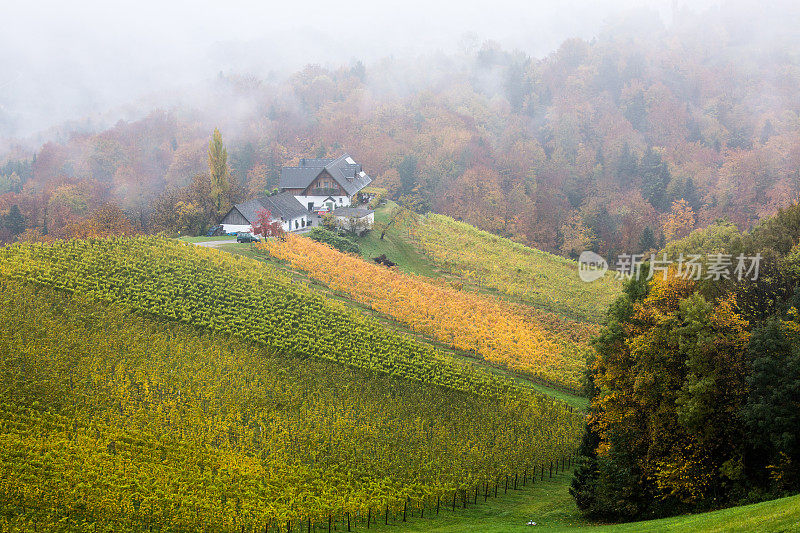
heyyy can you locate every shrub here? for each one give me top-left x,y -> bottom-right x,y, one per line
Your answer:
308,227 -> 360,254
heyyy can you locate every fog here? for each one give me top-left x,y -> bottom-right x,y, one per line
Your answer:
3,0 -> 797,141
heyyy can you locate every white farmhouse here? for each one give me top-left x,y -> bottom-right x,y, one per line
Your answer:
279,153 -> 373,212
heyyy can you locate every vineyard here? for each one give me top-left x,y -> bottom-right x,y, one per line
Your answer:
0,236 -> 550,400
0,281 -> 582,531
260,235 -> 590,390
409,214 -> 621,322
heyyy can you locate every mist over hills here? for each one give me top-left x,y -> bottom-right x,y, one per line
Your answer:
2,1 -> 800,256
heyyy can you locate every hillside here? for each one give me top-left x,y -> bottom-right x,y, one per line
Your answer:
4,237 -> 793,533
3,234 -> 798,532
4,6 -> 800,257
407,213 -> 621,322
0,236 -> 565,400
0,282 -> 580,531
0,239 -> 582,531
259,233 -> 591,391
236,205 -> 620,392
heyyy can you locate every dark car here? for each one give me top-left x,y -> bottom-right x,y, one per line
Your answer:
236,232 -> 260,243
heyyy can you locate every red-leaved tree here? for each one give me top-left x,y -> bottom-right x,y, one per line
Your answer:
252,208 -> 284,238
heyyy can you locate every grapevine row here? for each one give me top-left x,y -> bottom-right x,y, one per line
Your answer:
0,282 -> 582,531
0,236 -> 561,401
260,235 -> 586,390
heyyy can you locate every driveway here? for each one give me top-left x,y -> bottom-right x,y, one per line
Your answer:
193,239 -> 237,248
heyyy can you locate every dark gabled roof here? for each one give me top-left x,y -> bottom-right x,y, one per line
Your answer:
224,192 -> 308,224
262,191 -> 310,220
279,153 -> 373,196
331,207 -> 374,218
279,166 -> 321,189
298,157 -> 334,167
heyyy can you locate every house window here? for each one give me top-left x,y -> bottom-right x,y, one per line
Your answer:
295,220 -> 299,229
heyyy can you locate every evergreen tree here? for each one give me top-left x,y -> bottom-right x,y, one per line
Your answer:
687,118 -> 703,143
396,155 -> 419,196
624,91 -> 647,131
638,226 -> 656,253
5,205 -> 25,236
640,147 -> 671,210
742,319 -> 800,489
759,120 -> 775,144
615,143 -> 638,186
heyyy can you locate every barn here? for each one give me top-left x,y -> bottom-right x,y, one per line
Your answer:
219,191 -> 311,234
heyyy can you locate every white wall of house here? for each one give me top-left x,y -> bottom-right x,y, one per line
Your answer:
294,195 -> 351,211
283,216 -> 312,232
222,216 -> 311,235
221,223 -> 252,234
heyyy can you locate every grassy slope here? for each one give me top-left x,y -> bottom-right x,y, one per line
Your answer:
352,201 -> 441,278
366,469 -> 799,532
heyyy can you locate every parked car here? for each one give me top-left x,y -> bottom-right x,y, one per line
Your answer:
206,225 -> 224,236
236,232 -> 260,243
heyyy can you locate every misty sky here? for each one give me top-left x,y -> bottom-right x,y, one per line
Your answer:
1,0 -> 716,139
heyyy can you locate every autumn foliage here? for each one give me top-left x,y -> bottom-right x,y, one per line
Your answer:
572,202 -> 800,520
3,9 -> 800,252
260,234 -> 590,390
251,208 -> 283,238
58,203 -> 136,239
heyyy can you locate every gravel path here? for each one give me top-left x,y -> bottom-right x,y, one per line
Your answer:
193,239 -> 238,247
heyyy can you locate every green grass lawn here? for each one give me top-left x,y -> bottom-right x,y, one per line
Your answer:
351,202 -> 441,278
363,468 -> 799,532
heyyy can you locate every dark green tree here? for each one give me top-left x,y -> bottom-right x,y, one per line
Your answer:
742,319 -> 800,489
638,226 -> 656,253
640,147 -> 671,210
396,155 -> 419,196
5,205 -> 25,236
615,142 -> 638,187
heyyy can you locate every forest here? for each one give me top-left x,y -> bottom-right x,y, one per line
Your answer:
1,6 -> 799,259
572,202 -> 800,520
